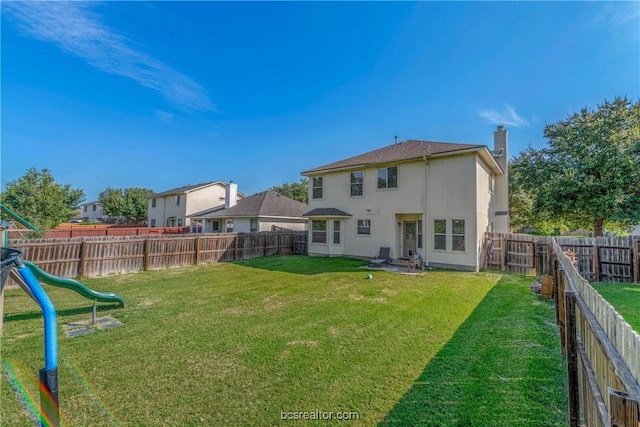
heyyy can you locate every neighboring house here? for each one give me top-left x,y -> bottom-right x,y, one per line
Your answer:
189,189 -> 308,233
632,225 -> 640,236
79,201 -> 105,222
147,181 -> 244,228
301,126 -> 510,271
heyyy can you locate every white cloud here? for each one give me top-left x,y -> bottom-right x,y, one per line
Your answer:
478,105 -> 530,127
4,2 -> 214,113
154,110 -> 175,123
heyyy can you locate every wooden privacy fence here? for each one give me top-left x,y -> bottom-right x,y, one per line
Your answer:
484,232 -> 640,283
8,231 -> 308,279
552,241 -> 640,427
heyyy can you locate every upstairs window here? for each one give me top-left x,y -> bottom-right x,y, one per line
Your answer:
83,205 -> 87,212
176,195 -> 181,206
92,204 -> 97,211
312,177 -> 323,199
350,171 -> 363,197
250,218 -> 258,232
151,199 -> 156,208
378,166 -> 398,189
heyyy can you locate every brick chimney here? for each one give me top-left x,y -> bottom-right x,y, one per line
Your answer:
225,181 -> 238,209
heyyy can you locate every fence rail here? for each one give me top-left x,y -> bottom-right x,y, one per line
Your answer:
484,232 -> 640,283
8,231 -> 308,279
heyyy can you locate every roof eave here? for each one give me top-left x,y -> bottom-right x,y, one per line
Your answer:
301,146 -> 488,175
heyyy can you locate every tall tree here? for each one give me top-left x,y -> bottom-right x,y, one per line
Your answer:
0,168 -> 85,229
514,97 -> 640,236
270,178 -> 309,204
99,187 -> 154,223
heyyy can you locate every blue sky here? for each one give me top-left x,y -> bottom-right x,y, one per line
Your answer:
2,1 -> 638,202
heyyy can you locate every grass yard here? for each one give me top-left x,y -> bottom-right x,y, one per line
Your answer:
1,256 -> 567,426
591,282 -> 640,333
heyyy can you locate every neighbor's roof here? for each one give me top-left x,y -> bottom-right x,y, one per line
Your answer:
302,140 -> 484,174
151,181 -> 225,198
303,208 -> 351,217
190,190 -> 308,218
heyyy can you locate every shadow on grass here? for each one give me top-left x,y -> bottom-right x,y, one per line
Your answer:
3,303 -> 122,323
231,255 -> 370,275
380,275 -> 568,426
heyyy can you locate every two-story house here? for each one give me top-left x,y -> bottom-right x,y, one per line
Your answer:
301,126 -> 510,271
79,201 -> 105,222
147,181 -> 244,228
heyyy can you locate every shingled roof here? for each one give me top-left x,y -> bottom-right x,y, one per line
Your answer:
303,208 -> 351,217
190,190 -> 307,218
152,181 -> 224,197
302,140 -> 483,174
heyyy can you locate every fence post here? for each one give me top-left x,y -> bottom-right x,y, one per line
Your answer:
194,236 -> 200,265
558,269 -> 567,354
609,389 -> 639,427
482,237 -> 488,269
565,290 -> 579,427
234,234 -> 238,260
633,240 -> 639,284
78,239 -> 88,279
593,242 -> 600,282
143,238 -> 149,271
500,237 -> 506,270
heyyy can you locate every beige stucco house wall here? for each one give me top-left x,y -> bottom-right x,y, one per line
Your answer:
302,127 -> 509,271
147,181 -> 242,228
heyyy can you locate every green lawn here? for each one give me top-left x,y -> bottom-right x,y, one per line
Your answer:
1,256 -> 567,426
591,282 -> 640,333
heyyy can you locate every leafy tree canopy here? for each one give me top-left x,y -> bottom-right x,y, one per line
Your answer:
99,187 -> 154,223
270,178 -> 308,204
0,167 -> 85,229
511,96 -> 640,236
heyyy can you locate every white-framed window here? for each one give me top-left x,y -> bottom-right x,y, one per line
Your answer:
333,220 -> 341,244
83,205 -> 87,212
92,204 -> 97,211
434,219 -> 446,250
356,219 -> 371,235
350,171 -> 363,197
377,166 -> 398,189
417,219 -> 423,249
176,195 -> 181,206
452,219 -> 465,251
152,198 -> 156,208
150,219 -> 156,227
312,177 -> 323,199
212,220 -> 220,232
312,220 -> 327,243
191,219 -> 203,233
177,218 -> 183,227
250,218 -> 258,232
